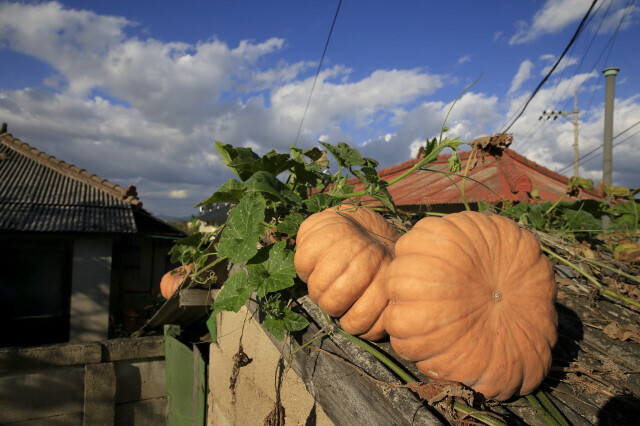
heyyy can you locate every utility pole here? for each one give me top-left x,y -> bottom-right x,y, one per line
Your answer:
539,91 -> 580,177
602,66 -> 620,229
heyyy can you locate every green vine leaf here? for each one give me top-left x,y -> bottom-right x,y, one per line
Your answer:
276,212 -> 305,236
262,294 -> 310,340
216,142 -> 293,181
247,241 -> 297,297
212,270 -> 251,315
248,171 -> 302,204
448,151 -> 461,173
304,193 -> 340,213
197,178 -> 246,205
217,192 -> 265,263
169,232 -> 207,264
369,188 -> 397,213
320,141 -> 378,169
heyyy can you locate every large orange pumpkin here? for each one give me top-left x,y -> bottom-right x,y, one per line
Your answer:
384,211 -> 557,401
294,205 -> 400,340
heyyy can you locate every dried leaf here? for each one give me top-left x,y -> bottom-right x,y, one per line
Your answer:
408,380 -> 475,421
603,322 -> 640,343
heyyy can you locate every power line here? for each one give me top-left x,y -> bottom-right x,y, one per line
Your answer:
581,0 -> 634,116
499,0 -> 598,134
557,119 -> 640,173
293,0 -> 342,147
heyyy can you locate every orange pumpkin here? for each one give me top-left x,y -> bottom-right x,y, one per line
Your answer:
160,263 -> 194,299
384,211 -> 557,401
294,205 -> 400,340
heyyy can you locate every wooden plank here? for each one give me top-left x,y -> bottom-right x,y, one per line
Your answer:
179,289 -> 218,307
164,327 -> 206,426
83,362 -> 116,426
102,335 -> 164,361
0,342 -> 101,374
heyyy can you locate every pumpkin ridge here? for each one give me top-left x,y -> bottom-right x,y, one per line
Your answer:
484,318 -> 522,400
501,225 -> 527,286
505,303 -> 549,374
318,242 -> 384,315
335,210 -> 398,254
471,213 -> 504,283
467,312 -> 504,392
441,214 -> 495,282
504,308 -> 549,395
415,304 -> 494,378
388,300 -> 488,358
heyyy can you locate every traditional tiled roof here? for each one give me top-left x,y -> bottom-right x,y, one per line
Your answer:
0,130 -> 142,233
348,137 -> 603,209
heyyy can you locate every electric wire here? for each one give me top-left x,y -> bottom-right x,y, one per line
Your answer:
581,0 -> 634,116
293,0 -> 342,147
498,0 -> 598,134
517,0 -> 610,144
552,0 -> 613,112
557,120 -> 640,173
579,128 -> 640,167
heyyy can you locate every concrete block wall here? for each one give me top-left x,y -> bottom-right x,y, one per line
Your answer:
208,306 -> 333,425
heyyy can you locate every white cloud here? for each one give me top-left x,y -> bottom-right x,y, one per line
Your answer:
168,190 -> 189,199
509,0 -> 591,45
599,3 -> 640,33
508,60 -> 534,95
539,54 -> 578,76
1,2 -> 639,216
457,54 -> 472,65
270,67 -> 443,134
0,1 -> 447,216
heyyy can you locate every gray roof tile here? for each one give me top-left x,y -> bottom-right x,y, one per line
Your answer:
1,133 -> 137,233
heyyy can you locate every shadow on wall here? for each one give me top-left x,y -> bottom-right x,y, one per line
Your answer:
0,365 -> 85,424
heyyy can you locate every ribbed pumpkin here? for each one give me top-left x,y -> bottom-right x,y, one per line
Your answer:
294,205 -> 400,340
160,263 -> 194,299
384,211 -> 557,401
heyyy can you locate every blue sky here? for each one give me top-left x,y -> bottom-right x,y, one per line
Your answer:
1,0 -> 639,217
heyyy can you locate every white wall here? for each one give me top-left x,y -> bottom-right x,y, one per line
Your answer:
69,237 -> 113,342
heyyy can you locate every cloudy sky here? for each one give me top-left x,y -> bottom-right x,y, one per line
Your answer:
1,0 -> 639,217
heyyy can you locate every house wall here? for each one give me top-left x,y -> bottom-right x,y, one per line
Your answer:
69,237 -> 114,342
208,306 -> 333,426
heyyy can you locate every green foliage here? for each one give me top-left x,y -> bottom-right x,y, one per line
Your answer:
216,192 -> 265,264
172,133 -> 465,340
500,195 -> 640,238
500,199 -> 606,236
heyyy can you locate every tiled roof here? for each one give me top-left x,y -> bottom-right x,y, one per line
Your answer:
1,131 -> 140,233
347,141 -> 603,209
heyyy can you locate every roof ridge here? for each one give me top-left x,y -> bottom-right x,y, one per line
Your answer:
504,148 -> 602,198
0,133 -> 143,207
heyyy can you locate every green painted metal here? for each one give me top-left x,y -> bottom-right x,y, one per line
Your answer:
164,325 -> 206,426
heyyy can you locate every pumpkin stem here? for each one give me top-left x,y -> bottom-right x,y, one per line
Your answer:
492,290 -> 502,302
541,244 -> 640,309
526,393 -> 561,426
